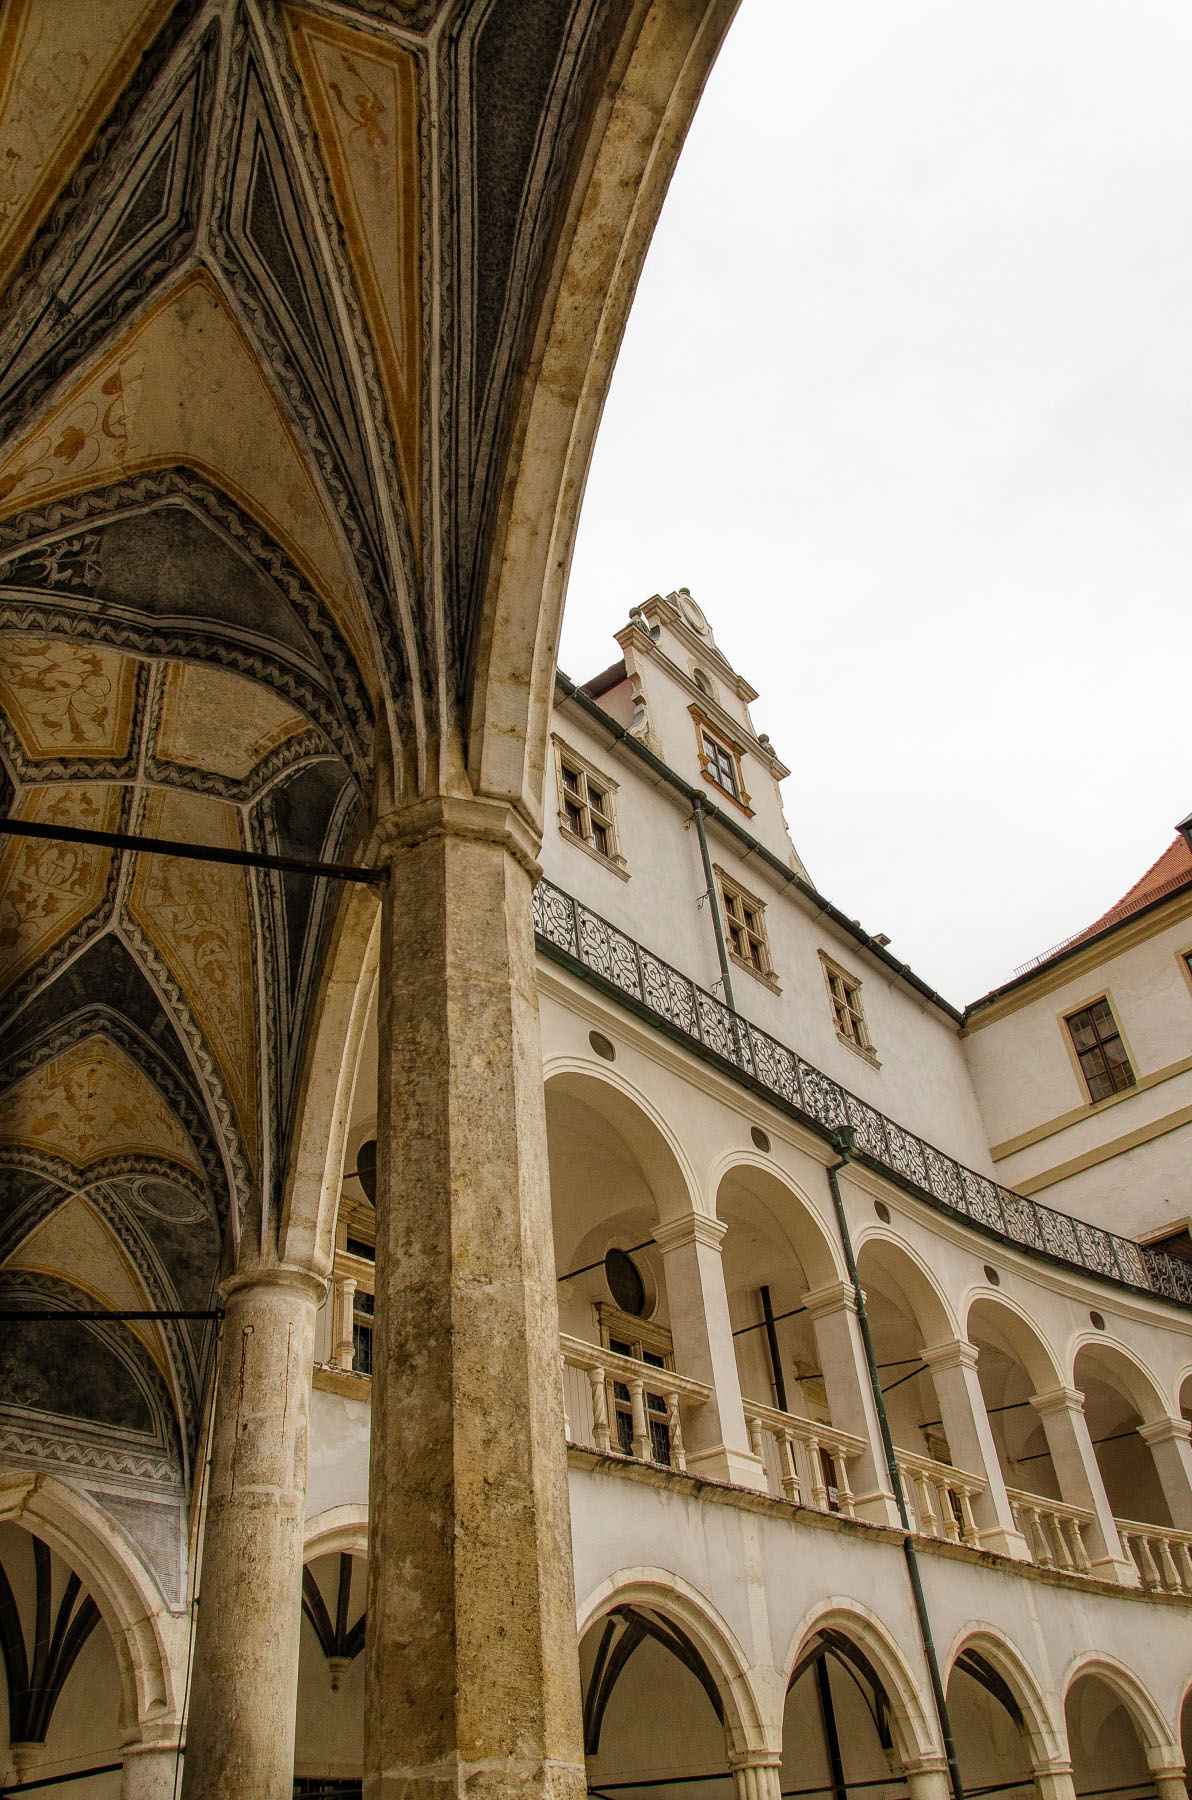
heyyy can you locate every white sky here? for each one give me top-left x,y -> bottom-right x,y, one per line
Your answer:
559,0 -> 1192,1009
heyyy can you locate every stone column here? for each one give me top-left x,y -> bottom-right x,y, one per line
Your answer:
180,1261 -> 323,1800
364,796 -> 587,1800
729,1752 -> 783,1800
1138,1418 -> 1192,1530
803,1281 -> 900,1526
121,1739 -> 182,1798
920,1339 -> 1030,1559
653,1212 -> 765,1487
1029,1387 -> 1138,1585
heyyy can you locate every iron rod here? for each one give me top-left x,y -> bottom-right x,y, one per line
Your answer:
760,1284 -> 789,1411
0,818 -> 386,884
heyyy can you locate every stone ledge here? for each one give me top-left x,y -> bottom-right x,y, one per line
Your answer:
566,1444 -> 1192,1609
313,1364 -> 372,1401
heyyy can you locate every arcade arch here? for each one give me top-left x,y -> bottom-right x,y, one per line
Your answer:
1070,1342 -> 1173,1531
966,1297 -> 1065,1503
1063,1665 -> 1174,1800
944,1633 -> 1057,1800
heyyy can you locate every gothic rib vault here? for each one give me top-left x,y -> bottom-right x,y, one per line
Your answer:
0,2 -> 739,1794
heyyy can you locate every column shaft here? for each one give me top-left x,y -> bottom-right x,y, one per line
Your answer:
1030,1388 -> 1137,1584
654,1212 -> 764,1487
180,1264 -> 321,1800
922,1340 -> 1030,1559
364,803 -> 586,1800
804,1283 -> 900,1526
122,1743 -> 183,1799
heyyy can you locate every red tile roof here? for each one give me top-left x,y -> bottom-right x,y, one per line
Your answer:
1013,835 -> 1192,978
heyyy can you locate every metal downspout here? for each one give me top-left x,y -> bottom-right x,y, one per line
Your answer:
691,795 -> 736,1010
825,1130 -> 966,1800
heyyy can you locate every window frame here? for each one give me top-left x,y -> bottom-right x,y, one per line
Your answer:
1062,995 -> 1137,1105
552,736 -> 628,877
819,951 -> 879,1065
689,704 -> 753,815
715,865 -> 779,989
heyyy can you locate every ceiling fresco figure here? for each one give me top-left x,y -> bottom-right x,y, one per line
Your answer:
0,1 -> 738,1796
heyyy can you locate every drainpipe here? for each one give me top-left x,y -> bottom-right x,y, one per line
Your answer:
825,1129 -> 965,1800
690,794 -> 736,1010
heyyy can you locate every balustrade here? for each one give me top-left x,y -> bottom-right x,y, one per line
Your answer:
1116,1519 -> 1192,1595
894,1449 -> 984,1547
561,1334 -> 712,1471
534,878 -> 1192,1309
1007,1488 -> 1096,1574
742,1398 -> 866,1516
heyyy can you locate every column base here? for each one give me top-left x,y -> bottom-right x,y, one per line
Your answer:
1091,1553 -> 1141,1587
685,1444 -> 768,1489
976,1524 -> 1032,1561
850,1486 -> 904,1528
367,1754 -> 588,1800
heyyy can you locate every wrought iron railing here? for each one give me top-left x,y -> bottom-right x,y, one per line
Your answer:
533,878 -> 1192,1309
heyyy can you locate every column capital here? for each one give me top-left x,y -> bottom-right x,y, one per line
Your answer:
221,1261 -> 326,1307
1138,1416 -> 1192,1448
653,1211 -> 728,1253
921,1338 -> 980,1374
802,1279 -> 857,1320
374,793 -> 542,876
1030,1385 -> 1086,1419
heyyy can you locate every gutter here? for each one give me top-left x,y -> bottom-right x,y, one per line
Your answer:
555,669 -> 963,1024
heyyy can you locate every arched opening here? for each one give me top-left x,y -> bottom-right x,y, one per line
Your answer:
580,1604 -> 732,1800
547,1073 -> 694,1470
945,1647 -> 1036,1800
717,1163 -> 859,1513
1064,1672 -> 1157,1800
852,1239 -> 979,1543
781,1630 -> 906,1800
1071,1345 -> 1169,1530
1179,1686 -> 1191,1792
294,1550 -> 367,1795
0,1524 -> 125,1797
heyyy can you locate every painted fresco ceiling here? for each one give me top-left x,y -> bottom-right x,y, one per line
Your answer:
0,0 -> 634,1523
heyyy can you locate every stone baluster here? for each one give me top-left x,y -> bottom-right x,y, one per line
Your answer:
181,1260 -> 324,1800
955,1483 -> 980,1548
667,1390 -> 687,1470
653,1212 -> 764,1487
805,1435 -> 829,1512
780,1431 -> 803,1503
1029,1387 -> 1138,1585
628,1376 -> 651,1460
332,1272 -> 358,1371
834,1450 -> 856,1518
746,1411 -> 768,1469
588,1366 -> 612,1452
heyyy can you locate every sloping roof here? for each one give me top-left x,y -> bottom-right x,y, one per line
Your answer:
1006,835 -> 1192,984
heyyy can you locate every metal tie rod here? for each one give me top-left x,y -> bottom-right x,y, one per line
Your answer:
0,817 -> 387,884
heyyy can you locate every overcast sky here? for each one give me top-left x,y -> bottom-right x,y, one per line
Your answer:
559,0 -> 1191,1009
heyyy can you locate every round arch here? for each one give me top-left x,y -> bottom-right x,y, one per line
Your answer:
0,1472 -> 183,1738
577,1568 -> 773,1758
963,1293 -> 1067,1398
544,1059 -> 701,1224
710,1153 -> 843,1292
782,1598 -> 938,1770
304,1505 -> 369,1564
852,1230 -> 960,1347
945,1626 -> 1064,1765
1062,1655 -> 1179,1762
1069,1335 -> 1172,1426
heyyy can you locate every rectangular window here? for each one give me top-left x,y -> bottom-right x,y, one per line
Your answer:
1066,999 -> 1135,1103
554,742 -> 623,868
689,705 -> 753,814
717,870 -> 773,980
821,954 -> 875,1057
702,728 -> 739,799
352,1288 -> 374,1377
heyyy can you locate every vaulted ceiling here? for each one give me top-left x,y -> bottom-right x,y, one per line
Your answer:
0,0 -> 705,1536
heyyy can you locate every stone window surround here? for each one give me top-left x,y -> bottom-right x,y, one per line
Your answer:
552,733 -> 629,878
1060,992 -> 1137,1106
690,704 -> 753,817
819,950 -> 880,1067
715,863 -> 780,992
